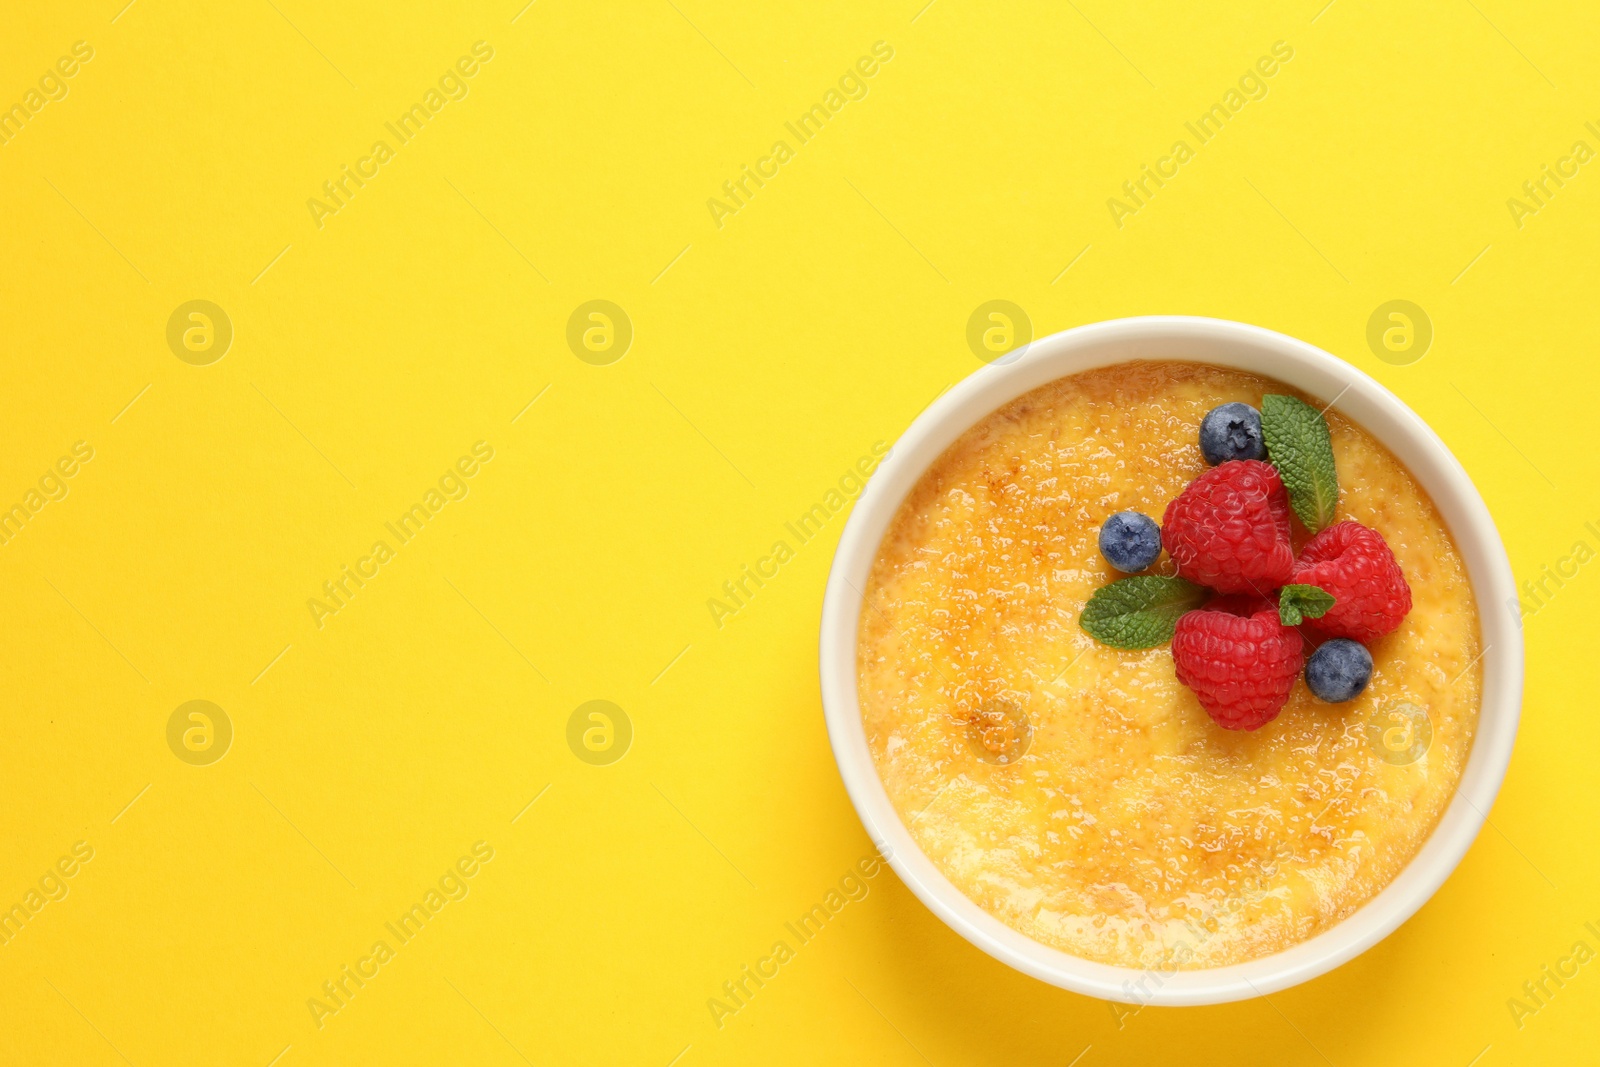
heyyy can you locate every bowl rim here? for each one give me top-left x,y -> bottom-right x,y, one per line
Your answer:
818,315 -> 1523,1006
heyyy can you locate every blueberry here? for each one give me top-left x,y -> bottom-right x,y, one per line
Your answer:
1304,639 -> 1373,703
1199,402 -> 1266,465
1099,510 -> 1162,573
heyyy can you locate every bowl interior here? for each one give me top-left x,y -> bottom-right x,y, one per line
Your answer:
819,316 -> 1522,1005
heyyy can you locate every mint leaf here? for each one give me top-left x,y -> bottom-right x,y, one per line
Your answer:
1079,576 -> 1207,650
1262,394 -> 1339,532
1279,583 -> 1336,626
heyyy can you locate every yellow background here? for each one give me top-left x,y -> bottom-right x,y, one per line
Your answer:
1,1 -> 1596,1063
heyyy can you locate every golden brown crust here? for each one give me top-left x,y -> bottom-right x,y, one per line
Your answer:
857,362 -> 1481,969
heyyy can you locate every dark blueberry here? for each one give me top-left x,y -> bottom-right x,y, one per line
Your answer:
1199,402 -> 1266,465
1304,638 -> 1373,703
1098,510 -> 1162,573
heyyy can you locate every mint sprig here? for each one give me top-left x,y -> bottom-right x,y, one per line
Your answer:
1262,393 -> 1339,532
1278,583 -> 1336,626
1079,576 -> 1207,650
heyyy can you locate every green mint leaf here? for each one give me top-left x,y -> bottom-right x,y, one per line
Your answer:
1278,583 -> 1336,626
1262,393 -> 1339,532
1079,576 -> 1208,650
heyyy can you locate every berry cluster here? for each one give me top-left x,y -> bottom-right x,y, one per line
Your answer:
1080,397 -> 1412,731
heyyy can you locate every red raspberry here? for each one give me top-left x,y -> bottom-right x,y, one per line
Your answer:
1290,521 -> 1412,642
1201,594 -> 1276,617
1162,460 -> 1295,595
1171,599 -> 1304,730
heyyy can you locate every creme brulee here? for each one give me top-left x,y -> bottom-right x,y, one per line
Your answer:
857,362 -> 1480,969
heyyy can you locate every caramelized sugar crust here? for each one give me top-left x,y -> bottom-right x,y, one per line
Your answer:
857,362 -> 1481,968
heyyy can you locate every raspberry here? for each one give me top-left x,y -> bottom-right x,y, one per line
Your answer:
1162,460 -> 1295,595
1290,521 -> 1412,642
1171,599 -> 1304,730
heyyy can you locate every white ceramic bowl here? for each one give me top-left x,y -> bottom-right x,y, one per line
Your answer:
819,316 -> 1522,1005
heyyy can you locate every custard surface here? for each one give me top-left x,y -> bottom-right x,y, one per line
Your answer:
856,362 -> 1480,968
